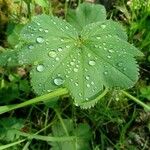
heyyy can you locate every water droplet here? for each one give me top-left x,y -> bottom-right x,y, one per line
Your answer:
54,77 -> 64,86
56,57 -> 60,61
107,55 -> 111,59
28,45 -> 34,49
85,76 -> 90,80
95,45 -> 98,48
75,82 -> 79,86
65,26 -> 69,29
36,36 -> 44,43
89,60 -> 96,66
88,53 -> 91,57
37,22 -> 40,26
91,81 -> 94,85
86,84 -> 90,88
70,62 -> 75,66
79,93 -> 82,97
65,75 -> 69,78
39,28 -> 43,32
85,98 -> 89,100
48,51 -> 57,58
103,42 -> 106,46
101,24 -> 106,29
37,64 -> 44,72
58,47 -> 63,52
108,49 -> 114,53
104,71 -> 108,75
66,45 -> 70,48
74,68 -> 78,72
60,39 -> 64,42
118,62 -> 123,67
96,36 -> 101,40
123,68 -> 126,71
44,29 -> 48,33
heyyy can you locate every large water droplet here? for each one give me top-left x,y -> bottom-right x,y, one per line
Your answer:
37,64 -> 44,72
48,51 -> 57,58
54,77 -> 64,86
89,60 -> 96,66
36,36 -> 44,43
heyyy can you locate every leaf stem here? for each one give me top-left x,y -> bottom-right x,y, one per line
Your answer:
121,90 -> 150,111
0,88 -> 68,115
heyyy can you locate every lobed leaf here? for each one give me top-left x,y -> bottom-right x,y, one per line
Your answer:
18,3 -> 143,106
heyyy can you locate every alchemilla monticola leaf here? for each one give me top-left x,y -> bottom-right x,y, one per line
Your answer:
18,2 -> 143,106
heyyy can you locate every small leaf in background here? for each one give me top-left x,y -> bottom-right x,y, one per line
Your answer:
0,118 -> 24,142
140,86 -> 150,100
49,119 -> 91,150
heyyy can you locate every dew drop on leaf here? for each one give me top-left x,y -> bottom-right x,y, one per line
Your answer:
37,64 -> 44,72
104,71 -> 108,75
73,68 -> 78,72
53,77 -> 64,86
36,36 -> 44,43
86,84 -> 90,88
75,82 -> 79,86
107,55 -> 111,59
48,51 -> 57,58
108,49 -> 114,53
89,60 -> 96,66
28,45 -> 34,49
57,47 -> 63,52
96,37 -> 101,40
70,62 -> 75,66
118,62 -> 123,67
101,24 -> 106,29
85,76 -> 90,80
44,29 -> 48,33
55,57 -> 60,61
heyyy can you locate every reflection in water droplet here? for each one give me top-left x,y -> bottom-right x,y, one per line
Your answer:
89,60 -> 96,66
39,28 -> 43,32
54,77 -> 64,86
107,55 -> 111,59
37,64 -> 44,72
123,68 -> 126,71
48,51 -> 57,58
36,37 -> 44,43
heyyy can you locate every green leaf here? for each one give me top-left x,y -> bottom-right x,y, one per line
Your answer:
49,119 -> 91,150
66,2 -> 106,31
0,118 -> 24,142
18,3 -> 142,106
0,49 -> 18,67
